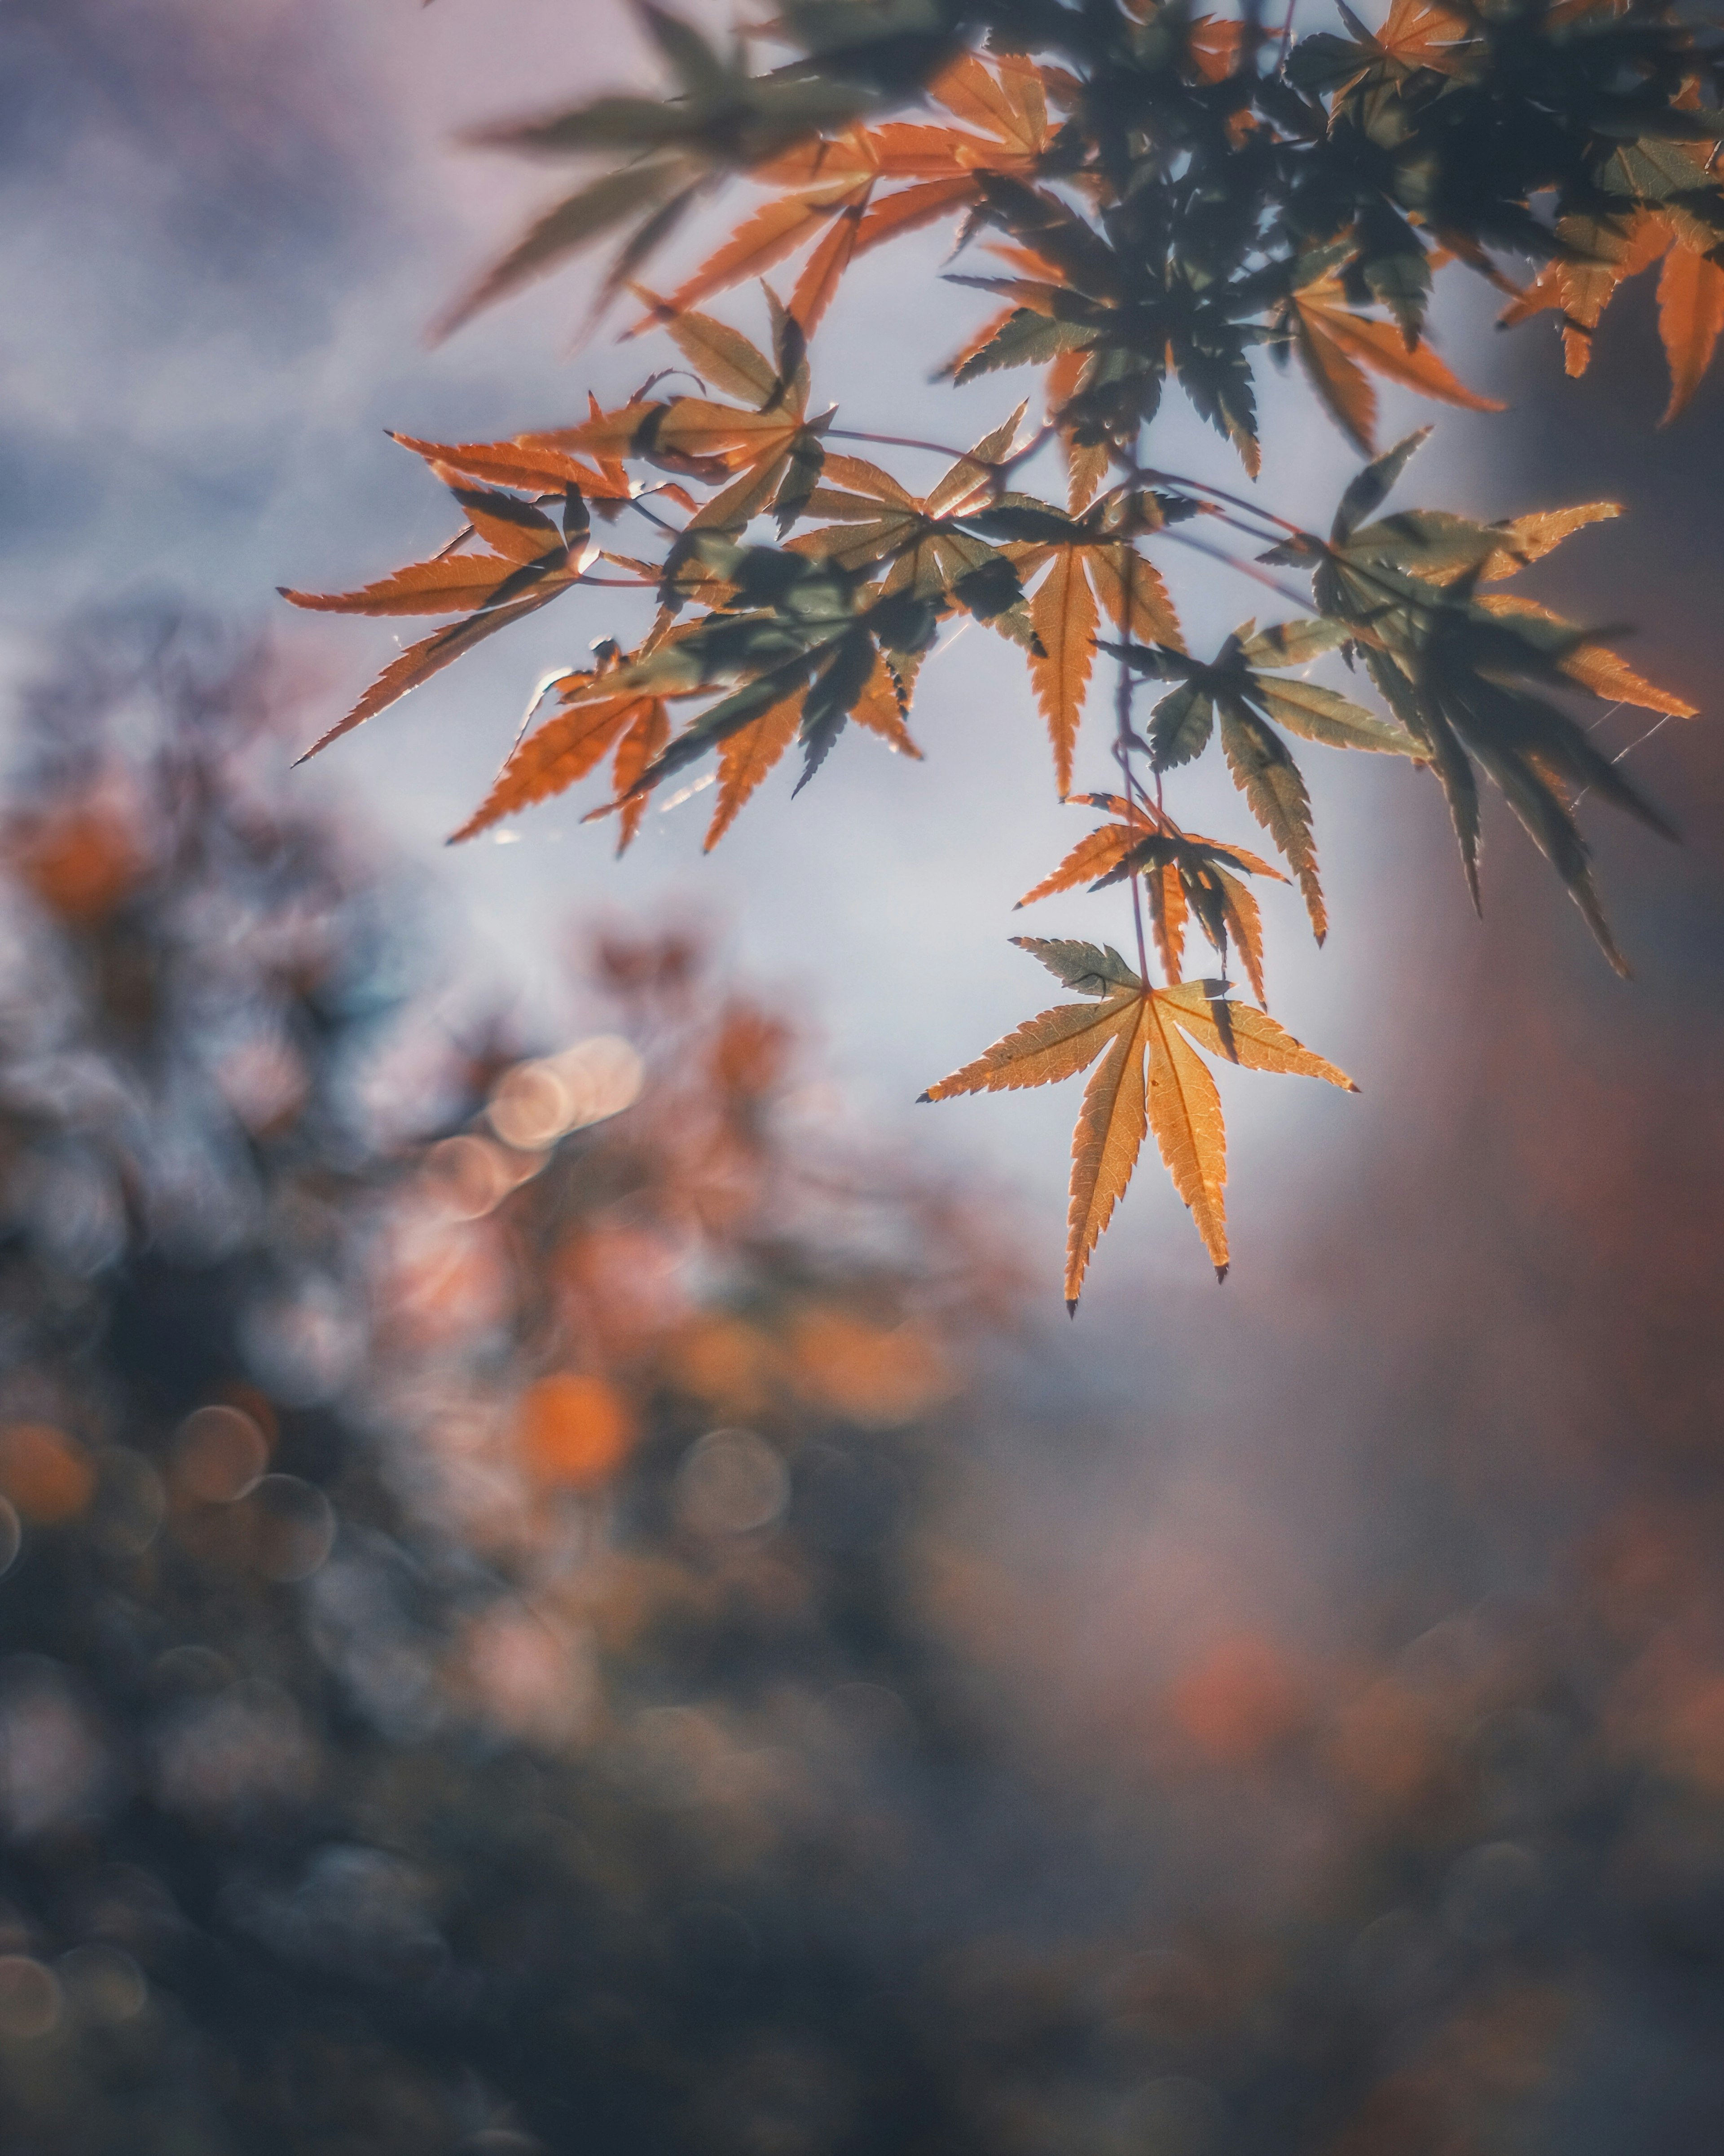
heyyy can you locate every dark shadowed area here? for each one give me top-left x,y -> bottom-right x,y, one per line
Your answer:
1,4 -> 1722,2154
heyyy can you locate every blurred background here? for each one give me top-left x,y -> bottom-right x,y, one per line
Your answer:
1,3 -> 1722,2152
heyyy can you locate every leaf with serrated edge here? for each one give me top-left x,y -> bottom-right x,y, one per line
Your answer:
636,293 -> 779,406
1252,676 -> 1420,753
1016,825 -> 1138,908
1163,983 -> 1357,1089
280,553 -> 528,617
1219,702 -> 1327,939
1065,1001 -> 1150,1307
1149,860 -> 1187,986
1144,993 -> 1231,1280
449,693 -> 647,843
1012,936 -> 1142,995
1657,244 -> 1724,423
920,992 -> 1139,1100
704,692 -> 805,850
1089,544 -> 1183,649
435,468 -> 567,564
1029,549 -> 1100,794
295,593 -> 557,760
612,697 -> 671,854
1473,597 -> 1697,716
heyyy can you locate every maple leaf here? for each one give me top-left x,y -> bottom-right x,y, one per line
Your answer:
704,690 -> 806,850
540,536 -> 941,812
1289,0 -> 1472,98
699,646 -> 920,850
919,939 -> 1355,1300
1498,212 -> 1673,379
1017,793 -> 1284,1006
1655,240 -> 1724,421
1274,432 -> 1684,967
990,516 -> 1183,795
1105,617 -> 1420,940
447,653 -> 679,855
787,412 -> 1041,647
651,51 -> 1056,336
1285,273 -> 1504,454
279,454 -> 600,757
545,302 -> 831,542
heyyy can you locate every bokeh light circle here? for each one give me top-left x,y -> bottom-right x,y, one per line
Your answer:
676,1429 -> 789,1536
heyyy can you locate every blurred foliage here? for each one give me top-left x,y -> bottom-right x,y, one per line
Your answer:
0,612 -> 1720,2152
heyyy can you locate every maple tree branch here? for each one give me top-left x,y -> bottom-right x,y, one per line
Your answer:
1159,525 -> 1319,612
827,428 -> 996,464
1136,467 -> 1308,540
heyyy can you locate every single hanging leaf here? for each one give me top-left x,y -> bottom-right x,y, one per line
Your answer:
921,946 -> 1356,1297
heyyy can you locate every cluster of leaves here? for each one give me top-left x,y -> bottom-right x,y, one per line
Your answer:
287,0 -> 1714,1299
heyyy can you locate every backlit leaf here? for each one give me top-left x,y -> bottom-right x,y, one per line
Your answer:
1656,242 -> 1724,422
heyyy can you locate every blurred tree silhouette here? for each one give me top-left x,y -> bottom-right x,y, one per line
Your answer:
0,611 -> 1721,2154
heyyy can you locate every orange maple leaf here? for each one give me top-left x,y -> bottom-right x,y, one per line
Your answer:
1289,275 -> 1504,453
1005,535 -> 1183,794
920,939 -> 1354,1299
1019,793 -> 1284,1005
